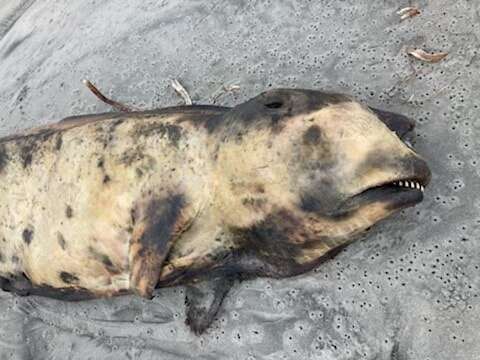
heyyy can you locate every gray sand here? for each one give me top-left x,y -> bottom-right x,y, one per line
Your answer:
0,1 -> 479,359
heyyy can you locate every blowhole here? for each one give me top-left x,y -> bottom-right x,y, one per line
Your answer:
264,101 -> 283,109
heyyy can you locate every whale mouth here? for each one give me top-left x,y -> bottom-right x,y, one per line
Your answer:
332,168 -> 430,219
353,172 -> 430,213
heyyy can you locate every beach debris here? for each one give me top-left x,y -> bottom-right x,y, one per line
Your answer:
407,48 -> 448,63
171,79 -> 193,105
397,6 -> 421,20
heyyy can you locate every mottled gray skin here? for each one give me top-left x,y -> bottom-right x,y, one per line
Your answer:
0,88 -> 430,333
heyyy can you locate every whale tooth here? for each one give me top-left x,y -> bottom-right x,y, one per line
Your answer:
393,180 -> 425,191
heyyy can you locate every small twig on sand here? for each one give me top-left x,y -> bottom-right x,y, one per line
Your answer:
83,79 -> 138,112
210,84 -> 240,104
171,79 -> 193,105
397,7 -> 420,21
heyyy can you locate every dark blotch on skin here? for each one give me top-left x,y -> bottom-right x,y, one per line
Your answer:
135,123 -> 183,147
130,208 -> 137,225
0,144 -> 8,172
109,119 -> 124,132
20,145 -> 33,168
57,233 -> 66,250
0,251 -> 4,262
202,114 -> 228,134
140,194 -> 185,255
65,205 -> 73,218
303,125 -> 322,145
231,210 -> 305,276
103,175 -> 111,184
118,146 -> 147,167
102,256 -> 114,268
88,246 -> 119,274
16,129 -> 57,168
0,273 -> 96,300
55,133 -> 63,150
22,227 -> 34,245
59,271 -> 79,284
30,284 -> 96,300
298,178 -> 340,216
11,255 -> 19,263
242,197 -> 267,209
300,194 -> 323,213
95,122 -> 117,149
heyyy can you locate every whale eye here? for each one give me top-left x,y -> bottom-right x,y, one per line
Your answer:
264,101 -> 283,109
